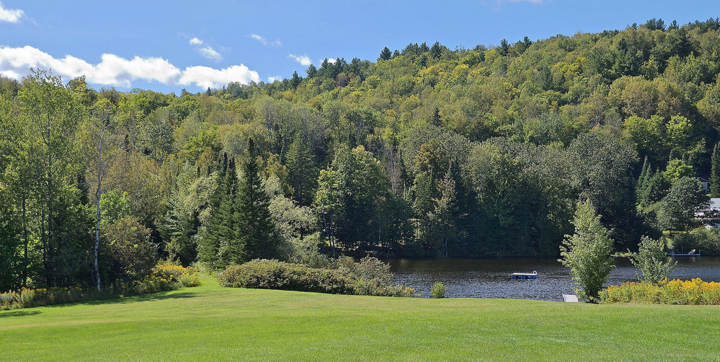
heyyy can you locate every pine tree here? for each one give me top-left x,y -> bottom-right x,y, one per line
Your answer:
198,154 -> 239,268
236,139 -> 279,261
286,134 -> 318,205
431,107 -> 441,126
711,142 -> 720,197
430,42 -> 443,59
290,71 -> 301,89
214,158 -> 240,268
636,156 -> 650,203
379,47 -> 392,61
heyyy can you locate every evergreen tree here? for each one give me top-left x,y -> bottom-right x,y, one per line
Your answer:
290,71 -> 301,89
306,64 -> 317,77
198,154 -> 240,268
431,107 -> 441,127
286,134 -> 318,205
236,139 -> 279,261
430,42 -> 443,59
711,142 -> 720,197
379,47 -> 392,61
636,156 -> 651,204
638,170 -> 669,208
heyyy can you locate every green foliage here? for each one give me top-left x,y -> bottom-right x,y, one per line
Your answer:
101,216 -> 157,282
0,262 -> 198,310
559,200 -> 615,300
198,155 -> 238,268
218,259 -> 414,297
670,227 -> 720,256
657,176 -> 707,231
629,236 -> 676,284
99,190 -> 132,227
235,140 -> 280,261
663,159 -> 694,184
10,20 -> 720,289
334,256 -> 393,285
315,145 -> 408,254
0,186 -> 21,292
431,282 -> 446,298
285,134 -> 318,205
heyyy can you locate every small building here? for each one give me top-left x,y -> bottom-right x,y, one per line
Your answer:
695,198 -> 720,219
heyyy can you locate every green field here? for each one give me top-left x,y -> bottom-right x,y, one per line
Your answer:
2,275 -> 719,361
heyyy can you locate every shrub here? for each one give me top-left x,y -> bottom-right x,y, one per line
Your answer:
629,236 -> 676,284
0,262 -> 200,310
152,261 -> 200,286
288,233 -> 332,268
600,278 -> 720,305
0,287 -> 86,310
431,282 -> 446,298
335,256 -> 393,285
219,259 -> 414,297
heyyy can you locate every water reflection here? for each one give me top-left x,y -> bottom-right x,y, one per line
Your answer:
390,257 -> 720,301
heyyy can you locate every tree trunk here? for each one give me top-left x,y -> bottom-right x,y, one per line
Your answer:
22,197 -> 28,287
94,134 -> 103,292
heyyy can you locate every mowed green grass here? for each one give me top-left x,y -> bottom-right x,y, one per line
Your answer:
2,275 -> 720,361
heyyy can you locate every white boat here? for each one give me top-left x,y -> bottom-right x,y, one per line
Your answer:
511,271 -> 538,280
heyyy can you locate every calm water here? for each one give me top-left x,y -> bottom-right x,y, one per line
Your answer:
390,257 -> 720,301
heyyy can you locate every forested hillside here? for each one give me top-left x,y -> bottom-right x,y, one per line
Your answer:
2,18 -> 720,291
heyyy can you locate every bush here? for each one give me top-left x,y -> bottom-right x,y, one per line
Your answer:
152,261 -> 200,287
0,262 -> 200,310
219,259 -> 414,297
629,236 -> 676,284
431,282 -> 446,298
600,278 -> 720,305
335,256 -> 393,285
1,287 -> 86,310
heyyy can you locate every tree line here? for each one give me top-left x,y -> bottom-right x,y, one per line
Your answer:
2,18 -> 720,291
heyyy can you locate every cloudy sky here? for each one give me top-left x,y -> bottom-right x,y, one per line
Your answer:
1,0 -> 718,92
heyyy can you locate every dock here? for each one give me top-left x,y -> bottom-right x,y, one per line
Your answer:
511,271 -> 538,280
668,249 -> 700,257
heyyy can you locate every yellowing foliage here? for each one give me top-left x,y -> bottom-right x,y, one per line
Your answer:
601,278 -> 720,305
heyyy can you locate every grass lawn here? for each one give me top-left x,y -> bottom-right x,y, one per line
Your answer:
2,275 -> 720,361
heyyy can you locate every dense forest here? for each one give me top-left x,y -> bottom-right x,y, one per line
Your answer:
2,18 -> 720,291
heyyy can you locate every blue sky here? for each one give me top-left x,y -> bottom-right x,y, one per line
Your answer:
1,0 -> 719,93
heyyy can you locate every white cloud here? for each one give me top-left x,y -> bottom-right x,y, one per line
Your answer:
188,37 -> 222,61
0,2 -> 23,23
0,69 -> 19,79
0,45 -> 259,89
267,76 -> 281,83
289,54 -> 312,66
250,34 -> 281,47
199,46 -> 222,61
179,65 -> 260,89
326,58 -> 337,64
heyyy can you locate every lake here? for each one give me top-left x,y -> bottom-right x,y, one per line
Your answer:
390,257 -> 720,301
